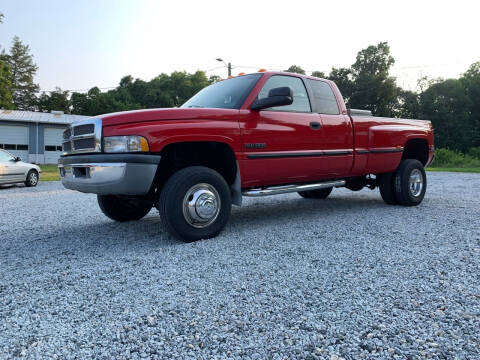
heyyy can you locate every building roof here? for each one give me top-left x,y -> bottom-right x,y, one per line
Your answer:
0,110 -> 89,125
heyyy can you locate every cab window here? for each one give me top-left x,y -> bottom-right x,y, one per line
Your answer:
258,75 -> 311,112
306,79 -> 340,115
0,150 -> 14,162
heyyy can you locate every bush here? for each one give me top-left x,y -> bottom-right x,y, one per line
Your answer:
433,148 -> 480,168
467,147 -> 480,159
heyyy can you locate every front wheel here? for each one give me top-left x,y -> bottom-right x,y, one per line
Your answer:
159,166 -> 231,242
97,195 -> 153,221
25,170 -> 39,187
394,159 -> 427,206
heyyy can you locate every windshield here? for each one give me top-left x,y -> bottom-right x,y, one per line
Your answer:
182,74 -> 262,109
0,150 -> 15,162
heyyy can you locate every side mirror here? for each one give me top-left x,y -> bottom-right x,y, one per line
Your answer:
14,157 -> 21,162
251,86 -> 293,111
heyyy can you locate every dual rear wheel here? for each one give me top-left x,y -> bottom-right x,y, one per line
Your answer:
378,159 -> 427,206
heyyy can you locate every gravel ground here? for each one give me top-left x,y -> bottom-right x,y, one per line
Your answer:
0,172 -> 479,359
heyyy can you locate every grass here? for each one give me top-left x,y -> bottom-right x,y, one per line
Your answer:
39,165 -> 60,181
426,148 -> 480,173
427,167 -> 480,173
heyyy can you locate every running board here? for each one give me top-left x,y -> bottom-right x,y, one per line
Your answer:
242,180 -> 346,197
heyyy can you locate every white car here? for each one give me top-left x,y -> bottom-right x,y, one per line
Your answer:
0,149 -> 41,187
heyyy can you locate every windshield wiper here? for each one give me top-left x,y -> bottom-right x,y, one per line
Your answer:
186,105 -> 203,108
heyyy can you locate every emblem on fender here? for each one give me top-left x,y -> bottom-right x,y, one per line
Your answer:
245,143 -> 266,149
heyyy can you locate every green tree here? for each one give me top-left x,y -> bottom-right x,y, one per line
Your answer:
119,75 -> 134,88
38,88 -> 71,113
71,70 -> 212,115
208,74 -> 221,83
328,67 -> 354,101
0,59 -> 14,109
0,12 -> 14,109
285,65 -> 306,75
71,87 -> 132,116
311,71 -> 326,78
460,62 -> 480,147
396,89 -> 420,119
2,36 -> 39,110
419,79 -> 472,152
347,42 -> 398,116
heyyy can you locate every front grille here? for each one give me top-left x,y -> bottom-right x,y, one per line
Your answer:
73,124 -> 95,136
62,118 -> 102,155
73,138 -> 95,150
62,141 -> 72,152
63,128 -> 71,140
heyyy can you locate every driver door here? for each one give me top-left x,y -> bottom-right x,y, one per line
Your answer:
239,74 -> 324,187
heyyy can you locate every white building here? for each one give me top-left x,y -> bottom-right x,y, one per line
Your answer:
0,110 -> 89,164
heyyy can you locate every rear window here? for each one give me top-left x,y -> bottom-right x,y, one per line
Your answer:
306,79 -> 339,115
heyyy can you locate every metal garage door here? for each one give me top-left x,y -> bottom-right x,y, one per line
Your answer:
44,127 -> 65,164
0,124 -> 29,160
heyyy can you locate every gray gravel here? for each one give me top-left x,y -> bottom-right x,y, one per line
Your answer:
1,172 -> 479,359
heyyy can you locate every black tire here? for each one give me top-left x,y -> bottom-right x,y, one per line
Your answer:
378,172 -> 397,205
159,166 -> 231,242
393,159 -> 427,206
25,170 -> 39,187
298,187 -> 333,199
97,195 -> 152,222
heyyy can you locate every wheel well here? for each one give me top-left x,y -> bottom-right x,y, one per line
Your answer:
153,142 -> 237,191
402,139 -> 428,166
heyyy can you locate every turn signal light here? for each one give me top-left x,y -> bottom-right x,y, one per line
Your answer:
140,137 -> 149,152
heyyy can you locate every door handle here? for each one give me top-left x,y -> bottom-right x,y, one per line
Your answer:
309,121 -> 321,130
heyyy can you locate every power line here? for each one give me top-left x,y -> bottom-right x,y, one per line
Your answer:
36,61 -> 470,93
37,86 -> 116,94
203,65 -> 225,72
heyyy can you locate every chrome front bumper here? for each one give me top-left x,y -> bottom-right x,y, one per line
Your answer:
58,154 -> 161,195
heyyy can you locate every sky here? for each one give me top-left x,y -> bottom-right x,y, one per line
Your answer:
1,0 -> 479,93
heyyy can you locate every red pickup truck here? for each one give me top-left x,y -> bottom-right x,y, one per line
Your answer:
59,72 -> 434,242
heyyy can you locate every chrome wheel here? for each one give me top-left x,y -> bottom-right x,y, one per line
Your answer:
29,172 -> 38,186
409,168 -> 423,197
182,183 -> 221,228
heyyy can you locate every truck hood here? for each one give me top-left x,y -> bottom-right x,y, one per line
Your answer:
100,108 -> 240,127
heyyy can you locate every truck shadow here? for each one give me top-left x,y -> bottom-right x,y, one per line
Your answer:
67,194 -> 395,249
6,193 -> 405,264
228,193 -> 389,230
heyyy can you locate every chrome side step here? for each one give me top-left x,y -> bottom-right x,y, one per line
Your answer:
242,180 -> 346,197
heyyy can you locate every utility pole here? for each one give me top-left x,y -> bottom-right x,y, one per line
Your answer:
216,58 -> 232,77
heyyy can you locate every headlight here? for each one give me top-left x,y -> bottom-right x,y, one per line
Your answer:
103,136 -> 150,153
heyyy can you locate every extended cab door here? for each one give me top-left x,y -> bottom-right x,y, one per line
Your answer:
238,74 -> 326,187
304,79 -> 354,176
